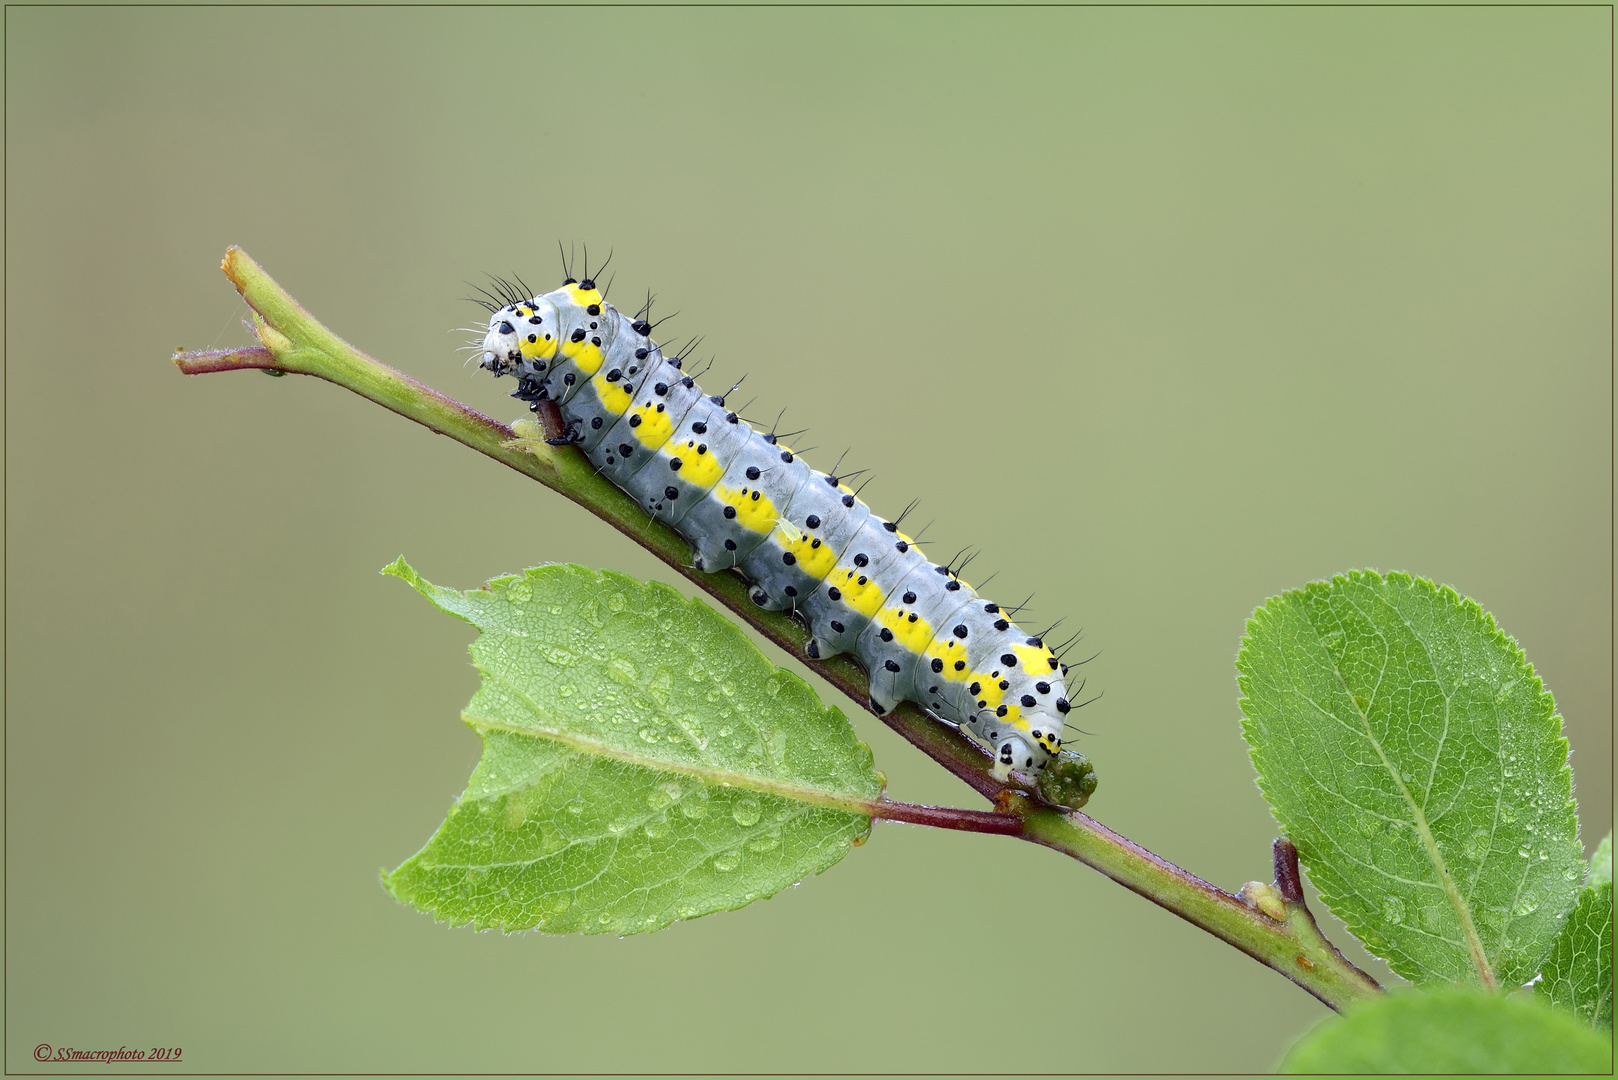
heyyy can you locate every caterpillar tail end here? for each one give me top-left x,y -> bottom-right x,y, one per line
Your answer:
989,736 -> 1093,806
993,735 -> 1041,782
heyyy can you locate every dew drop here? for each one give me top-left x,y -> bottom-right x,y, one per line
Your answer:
732,797 -> 763,828
714,850 -> 741,872
1382,895 -> 1406,925
1464,830 -> 1490,860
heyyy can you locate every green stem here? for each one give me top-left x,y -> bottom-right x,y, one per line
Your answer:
175,246 -> 1383,1012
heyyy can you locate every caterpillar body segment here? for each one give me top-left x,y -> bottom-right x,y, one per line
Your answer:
479,277 -> 1073,782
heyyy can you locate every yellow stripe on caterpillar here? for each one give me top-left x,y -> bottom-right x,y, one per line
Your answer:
669,440 -> 724,487
876,605 -> 933,653
561,337 -> 605,375
714,485 -> 777,533
565,285 -> 602,309
1011,641 -> 1059,676
970,672 -> 1008,711
831,566 -> 884,617
925,637 -> 973,681
630,402 -> 675,448
520,331 -> 557,361
593,373 -> 633,414
779,526 -> 838,579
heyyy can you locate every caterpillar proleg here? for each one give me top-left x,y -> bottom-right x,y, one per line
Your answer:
475,266 -> 1079,783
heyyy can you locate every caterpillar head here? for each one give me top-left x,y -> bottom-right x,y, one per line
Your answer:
480,296 -> 560,378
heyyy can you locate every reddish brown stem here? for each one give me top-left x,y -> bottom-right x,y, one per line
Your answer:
172,346 -> 278,373
871,800 -> 1024,835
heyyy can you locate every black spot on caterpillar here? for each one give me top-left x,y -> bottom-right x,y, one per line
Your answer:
475,265 -> 1076,780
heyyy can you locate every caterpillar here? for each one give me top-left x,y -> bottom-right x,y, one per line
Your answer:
473,263 -> 1079,783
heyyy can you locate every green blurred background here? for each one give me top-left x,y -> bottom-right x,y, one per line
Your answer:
6,5 -> 1610,1073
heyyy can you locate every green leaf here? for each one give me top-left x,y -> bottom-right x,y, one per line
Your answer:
1237,570 -> 1582,987
1279,985 -> 1613,1074
1589,833 -> 1612,888
380,560 -> 884,935
1537,882 -> 1613,1029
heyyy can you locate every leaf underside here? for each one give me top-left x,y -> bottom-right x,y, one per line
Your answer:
1279,985 -> 1613,1074
1589,834 -> 1612,889
381,560 -> 883,935
1238,570 -> 1582,987
1536,881 -> 1613,1029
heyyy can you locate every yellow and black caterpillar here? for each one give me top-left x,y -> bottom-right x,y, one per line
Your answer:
476,268 -> 1077,780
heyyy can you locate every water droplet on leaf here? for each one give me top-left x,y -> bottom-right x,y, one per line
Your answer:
732,797 -> 762,828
